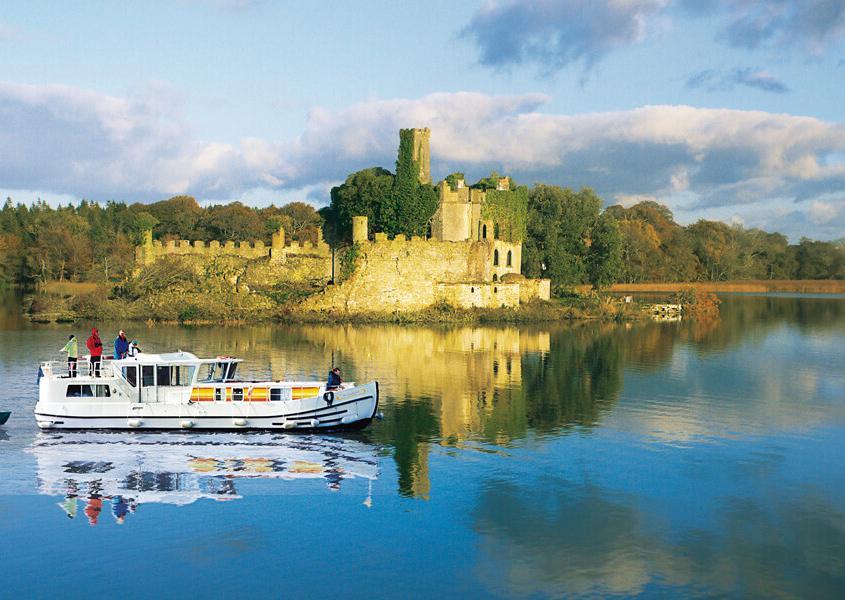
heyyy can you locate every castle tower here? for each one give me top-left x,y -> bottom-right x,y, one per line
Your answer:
410,127 -> 431,184
352,215 -> 368,243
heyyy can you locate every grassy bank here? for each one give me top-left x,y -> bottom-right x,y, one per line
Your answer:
595,280 -> 845,294
23,285 -> 648,325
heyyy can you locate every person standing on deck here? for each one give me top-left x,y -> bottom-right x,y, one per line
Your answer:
327,367 -> 342,389
114,329 -> 129,360
86,328 -> 103,377
60,334 -> 78,377
127,340 -> 141,357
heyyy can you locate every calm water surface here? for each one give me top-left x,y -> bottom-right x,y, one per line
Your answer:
1,295 -> 844,598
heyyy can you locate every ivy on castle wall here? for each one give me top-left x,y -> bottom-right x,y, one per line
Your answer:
482,187 -> 528,243
389,129 -> 438,238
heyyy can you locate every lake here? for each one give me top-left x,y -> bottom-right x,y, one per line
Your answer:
1,294 -> 844,598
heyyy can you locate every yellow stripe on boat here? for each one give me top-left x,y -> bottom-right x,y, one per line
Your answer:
190,387 -> 215,401
247,387 -> 269,401
292,387 -> 320,400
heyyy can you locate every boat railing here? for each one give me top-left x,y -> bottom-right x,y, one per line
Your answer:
40,359 -> 115,379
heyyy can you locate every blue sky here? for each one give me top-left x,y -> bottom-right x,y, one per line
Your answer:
1,0 -> 844,240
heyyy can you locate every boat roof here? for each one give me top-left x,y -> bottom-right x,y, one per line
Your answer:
112,352 -> 242,366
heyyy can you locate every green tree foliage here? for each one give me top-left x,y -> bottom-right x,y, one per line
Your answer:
196,201 -> 265,241
522,185 -> 603,290
586,214 -> 623,289
328,167 -> 395,242
795,238 -> 845,279
0,196 -> 323,287
145,195 -> 203,239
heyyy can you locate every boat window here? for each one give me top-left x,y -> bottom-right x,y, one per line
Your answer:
66,384 -> 111,398
198,362 -> 238,383
270,388 -> 282,401
141,365 -> 155,387
225,363 -> 238,381
214,388 -> 225,402
232,388 -> 244,402
122,366 -> 137,387
156,365 -> 196,387
198,363 -> 222,383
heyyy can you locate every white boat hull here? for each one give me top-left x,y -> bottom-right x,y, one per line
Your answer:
35,381 -> 379,431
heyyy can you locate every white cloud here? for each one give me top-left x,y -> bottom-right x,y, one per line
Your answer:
2,81 -> 845,239
808,199 -> 844,224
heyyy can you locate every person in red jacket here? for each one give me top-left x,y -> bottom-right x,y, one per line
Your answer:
86,327 -> 103,377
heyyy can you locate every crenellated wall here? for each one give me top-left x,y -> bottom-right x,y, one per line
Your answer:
135,227 -> 331,267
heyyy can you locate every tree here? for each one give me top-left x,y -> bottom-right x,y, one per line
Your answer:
145,195 -> 202,239
278,202 -> 323,242
328,167 -> 395,242
196,202 -> 265,241
586,214 -> 623,289
522,185 -> 602,290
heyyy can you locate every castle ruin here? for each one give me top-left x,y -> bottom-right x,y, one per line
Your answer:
305,128 -> 549,312
134,128 -> 549,314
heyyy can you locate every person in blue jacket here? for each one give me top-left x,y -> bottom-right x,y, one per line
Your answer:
327,367 -> 342,389
114,329 -> 129,360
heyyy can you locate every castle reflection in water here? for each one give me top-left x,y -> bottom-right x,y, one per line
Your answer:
33,294 -> 837,507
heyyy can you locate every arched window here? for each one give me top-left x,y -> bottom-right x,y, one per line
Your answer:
493,249 -> 499,266
482,224 -> 487,239
506,250 -> 512,267
492,274 -> 498,282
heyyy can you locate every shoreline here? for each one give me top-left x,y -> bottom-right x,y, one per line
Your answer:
593,280 -> 845,295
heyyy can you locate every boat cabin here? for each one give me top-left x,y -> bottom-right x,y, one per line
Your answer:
40,351 -> 331,406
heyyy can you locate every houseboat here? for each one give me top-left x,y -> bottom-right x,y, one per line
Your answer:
35,352 -> 379,431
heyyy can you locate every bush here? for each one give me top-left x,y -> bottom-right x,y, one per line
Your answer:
117,257 -> 200,300
673,287 -> 720,320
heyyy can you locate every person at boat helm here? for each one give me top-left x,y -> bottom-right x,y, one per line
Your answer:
60,334 -> 78,378
86,328 -> 103,377
114,329 -> 129,360
327,367 -> 342,390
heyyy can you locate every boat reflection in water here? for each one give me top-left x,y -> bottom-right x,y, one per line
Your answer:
27,432 -> 380,525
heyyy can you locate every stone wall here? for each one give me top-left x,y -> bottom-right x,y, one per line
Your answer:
436,282 -> 520,308
304,236 -> 497,312
491,240 -> 522,282
518,277 -> 551,302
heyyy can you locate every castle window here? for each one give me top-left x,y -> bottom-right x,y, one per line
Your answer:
506,250 -> 512,267
494,287 -> 498,293
482,224 -> 487,239
493,274 -> 498,282
470,287 -> 475,293
493,249 -> 499,266
494,223 -> 500,239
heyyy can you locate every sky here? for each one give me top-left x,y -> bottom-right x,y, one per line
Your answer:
1,0 -> 844,240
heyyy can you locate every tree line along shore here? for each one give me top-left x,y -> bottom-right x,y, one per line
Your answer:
1,165 -> 843,323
